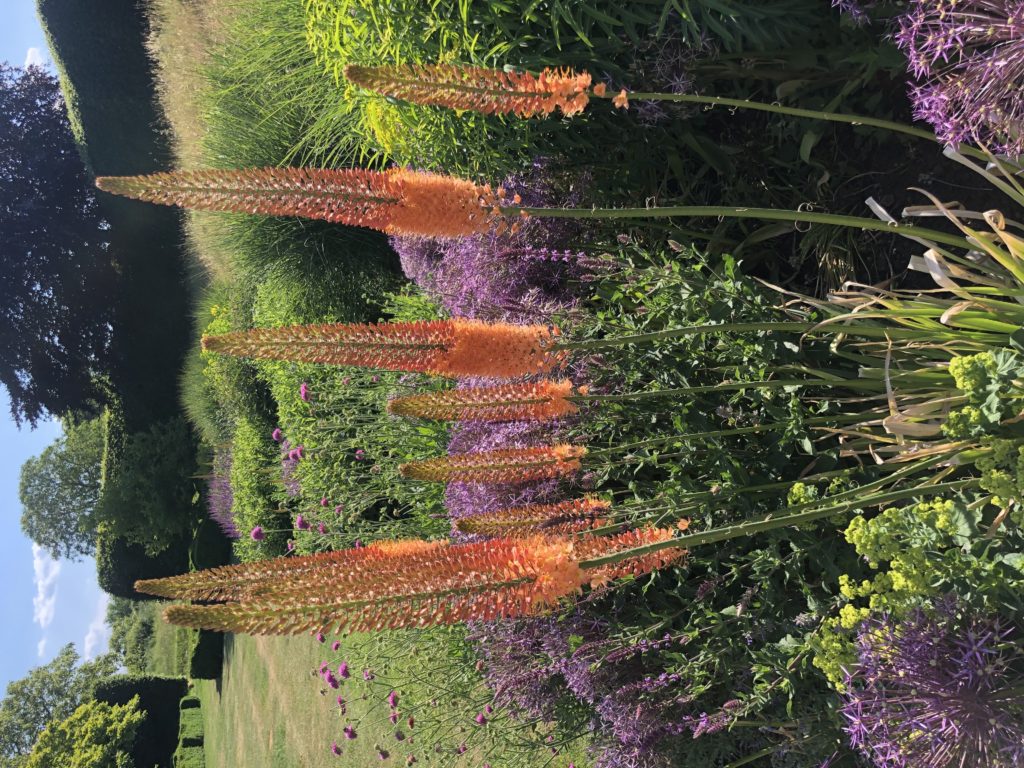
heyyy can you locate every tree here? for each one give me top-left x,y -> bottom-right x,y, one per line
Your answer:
25,697 -> 143,768
19,416 -> 104,560
0,62 -> 117,426
0,644 -> 119,768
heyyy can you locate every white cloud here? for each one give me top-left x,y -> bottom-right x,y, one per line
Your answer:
83,593 -> 111,660
32,544 -> 61,634
37,638 -> 47,658
24,47 -> 45,69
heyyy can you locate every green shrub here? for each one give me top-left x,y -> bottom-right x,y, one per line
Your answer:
230,414 -> 287,562
95,527 -> 191,600
94,675 -> 187,768
177,707 -> 204,746
178,695 -> 201,711
187,631 -> 224,681
173,744 -> 205,768
27,696 -> 144,768
189,518 -> 232,571
97,417 -> 200,555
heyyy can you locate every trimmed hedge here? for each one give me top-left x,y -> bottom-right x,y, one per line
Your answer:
173,745 -> 205,768
178,707 -> 204,747
188,631 -> 224,681
179,695 -> 201,711
95,527 -> 192,600
94,675 -> 187,768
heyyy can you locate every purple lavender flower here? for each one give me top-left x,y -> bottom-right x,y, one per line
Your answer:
894,1 -> 1024,155
206,448 -> 239,538
840,601 -> 1024,768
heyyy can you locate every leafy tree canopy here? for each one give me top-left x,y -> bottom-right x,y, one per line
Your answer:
19,415 -> 104,560
25,696 -> 143,768
0,62 -> 117,426
0,644 -> 119,768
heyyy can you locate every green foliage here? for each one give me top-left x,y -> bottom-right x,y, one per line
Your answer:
171,745 -> 204,768
189,519 -> 232,571
0,645 -> 119,768
177,708 -> 204,747
187,632 -> 223,681
94,675 -> 188,768
97,418 -> 200,555
179,348 -> 229,448
26,696 -> 144,768
229,415 -> 286,563
19,416 -> 105,560
95,527 -> 191,601
178,697 -> 200,711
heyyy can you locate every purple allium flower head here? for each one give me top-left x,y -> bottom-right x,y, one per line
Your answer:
249,525 -> 265,541
324,672 -> 339,689
387,691 -> 399,708
300,382 -> 310,401
331,742 -> 342,756
389,711 -> 399,724
894,1 -> 1024,155
840,601 -> 1024,768
343,725 -> 357,740
295,514 -> 309,530
832,0 -> 870,25
272,427 -> 283,442
338,661 -> 350,678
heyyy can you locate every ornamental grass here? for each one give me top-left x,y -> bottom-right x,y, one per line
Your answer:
201,319 -> 561,378
139,528 -> 684,635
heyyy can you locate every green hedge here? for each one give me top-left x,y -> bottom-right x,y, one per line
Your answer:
178,707 -> 204,747
95,527 -> 192,600
189,518 -> 233,571
179,695 -> 201,711
37,0 -> 194,430
94,675 -> 187,768
188,631 -> 224,681
173,745 -> 205,768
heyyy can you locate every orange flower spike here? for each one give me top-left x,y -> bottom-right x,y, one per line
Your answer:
202,319 -> 561,379
455,497 -> 611,537
387,380 -> 578,423
612,89 -> 630,110
399,444 -> 586,484
344,63 -> 592,118
578,528 -> 686,589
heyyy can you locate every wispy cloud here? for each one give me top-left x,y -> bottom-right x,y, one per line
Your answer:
24,47 -> 45,69
83,593 -> 111,660
32,544 -> 61,656
37,638 -> 47,658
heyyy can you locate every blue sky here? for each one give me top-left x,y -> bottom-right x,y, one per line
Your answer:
0,2 -> 111,692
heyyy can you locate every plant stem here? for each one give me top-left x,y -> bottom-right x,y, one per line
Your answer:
573,378 -> 886,403
510,205 -> 971,250
578,479 -> 975,570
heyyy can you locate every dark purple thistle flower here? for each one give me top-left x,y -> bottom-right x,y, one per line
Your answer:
894,1 -> 1024,155
840,602 -> 1024,768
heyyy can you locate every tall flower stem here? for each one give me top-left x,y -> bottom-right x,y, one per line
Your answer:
578,479 -> 976,571
572,377 -> 892,404
511,205 -> 972,250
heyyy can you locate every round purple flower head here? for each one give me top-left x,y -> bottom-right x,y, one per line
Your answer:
271,427 -> 283,442
300,382 -> 310,402
249,526 -> 265,541
387,690 -> 399,709
343,725 -> 357,740
840,600 -> 1024,768
295,514 -> 310,530
338,661 -> 350,679
331,741 -> 342,756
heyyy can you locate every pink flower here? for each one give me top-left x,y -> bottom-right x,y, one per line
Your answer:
457,743 -> 467,755
320,496 -> 329,506
343,726 -> 357,740
287,539 -> 296,552
336,696 -> 345,707
271,428 -> 283,442
394,730 -> 406,742
484,704 -> 493,714
342,377 -> 351,385
295,515 -> 309,530
300,382 -> 310,401
316,632 -> 325,643
389,711 -> 399,724
331,742 -> 342,756
318,522 -> 327,535
407,716 -> 415,729
338,661 -> 350,679
377,750 -> 390,761
355,449 -> 366,461
371,375 -> 380,383
331,641 -> 341,651
387,691 -> 399,708
249,526 -> 265,541
325,672 -> 339,689
474,713 -> 487,725
334,504 -> 344,515
294,445 -> 305,460
363,668 -> 375,681
353,539 -> 364,548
